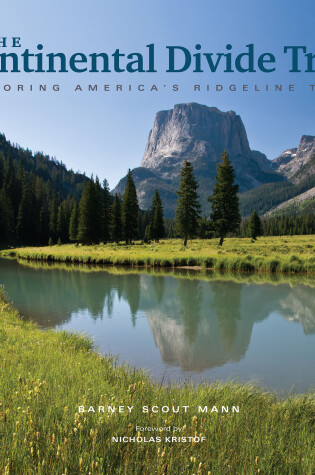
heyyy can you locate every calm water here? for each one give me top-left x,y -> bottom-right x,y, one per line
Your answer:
1,258 -> 315,393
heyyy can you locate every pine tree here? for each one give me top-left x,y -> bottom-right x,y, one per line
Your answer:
122,170 -> 139,244
150,189 -> 164,242
175,160 -> 201,246
16,181 -> 36,245
3,154 -> 20,217
111,193 -> 123,244
249,209 -> 262,240
102,179 -> 112,244
0,152 -> 4,189
69,201 -> 79,242
77,179 -> 95,244
144,224 -> 151,243
164,218 -> 175,238
94,177 -> 104,241
77,178 -> 103,244
199,216 -> 211,239
0,189 -> 14,243
49,195 -> 59,243
139,211 -> 150,240
38,206 -> 50,245
208,151 -> 241,246
57,200 -> 69,244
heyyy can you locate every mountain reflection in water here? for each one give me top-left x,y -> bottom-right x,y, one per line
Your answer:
1,258 -> 314,391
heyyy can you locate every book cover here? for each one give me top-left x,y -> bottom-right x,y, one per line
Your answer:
0,1 -> 314,474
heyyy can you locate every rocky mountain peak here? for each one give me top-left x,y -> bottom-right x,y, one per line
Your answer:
114,103 -> 283,217
141,103 -> 252,178
272,135 -> 315,179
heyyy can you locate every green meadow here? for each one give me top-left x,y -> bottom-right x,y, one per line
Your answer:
0,290 -> 314,475
3,235 -> 315,274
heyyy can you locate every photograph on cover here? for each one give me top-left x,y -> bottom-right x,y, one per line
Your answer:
0,1 -> 314,473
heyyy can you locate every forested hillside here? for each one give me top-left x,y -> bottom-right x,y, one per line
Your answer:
0,133 -> 89,245
239,155 -> 315,216
0,134 -> 155,247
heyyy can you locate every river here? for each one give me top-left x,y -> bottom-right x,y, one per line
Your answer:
1,258 -> 314,393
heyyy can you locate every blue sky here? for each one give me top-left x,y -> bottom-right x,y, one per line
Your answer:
0,0 -> 314,187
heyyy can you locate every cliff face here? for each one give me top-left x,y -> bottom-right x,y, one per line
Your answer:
142,104 -> 254,174
272,135 -> 315,182
114,103 -> 283,216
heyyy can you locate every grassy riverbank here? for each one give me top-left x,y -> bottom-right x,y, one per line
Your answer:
3,235 -> 315,274
13,257 -> 315,288
0,290 -> 314,474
